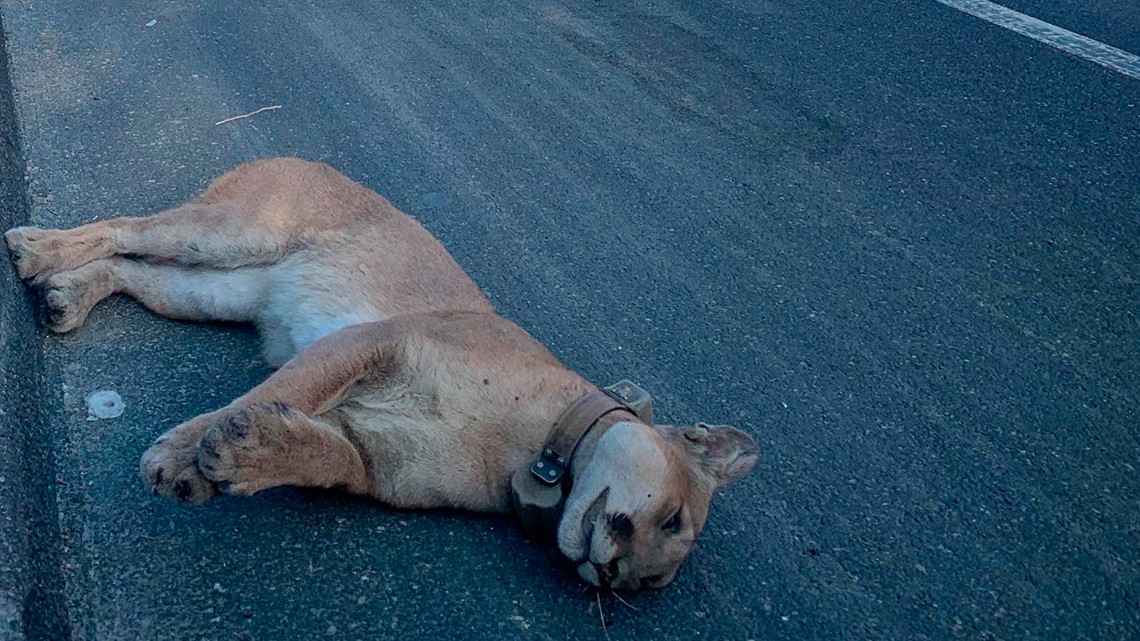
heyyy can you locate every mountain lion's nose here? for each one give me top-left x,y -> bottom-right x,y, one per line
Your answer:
593,559 -> 619,586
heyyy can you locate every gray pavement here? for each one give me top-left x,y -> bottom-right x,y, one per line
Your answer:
1,1 -> 1138,640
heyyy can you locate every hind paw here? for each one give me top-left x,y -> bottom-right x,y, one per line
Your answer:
5,225 -> 112,281
5,226 -> 59,280
33,261 -> 115,333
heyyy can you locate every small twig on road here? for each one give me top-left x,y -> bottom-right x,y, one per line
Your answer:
214,105 -> 282,126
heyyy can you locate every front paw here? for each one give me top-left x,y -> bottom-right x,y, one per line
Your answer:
140,427 -> 218,504
196,405 -> 289,496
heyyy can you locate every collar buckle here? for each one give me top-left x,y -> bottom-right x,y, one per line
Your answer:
531,446 -> 570,486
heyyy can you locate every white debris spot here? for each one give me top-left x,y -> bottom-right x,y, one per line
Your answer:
85,390 -> 125,421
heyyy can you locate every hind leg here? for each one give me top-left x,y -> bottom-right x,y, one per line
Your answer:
37,257 -> 268,332
5,158 -> 371,280
4,200 -> 298,281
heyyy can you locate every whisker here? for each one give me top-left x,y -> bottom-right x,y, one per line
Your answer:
612,591 -> 640,612
596,589 -> 613,641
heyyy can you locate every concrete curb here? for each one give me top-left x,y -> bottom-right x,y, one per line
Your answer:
0,13 -> 69,641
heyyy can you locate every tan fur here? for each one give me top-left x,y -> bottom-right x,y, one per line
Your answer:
5,158 -> 757,589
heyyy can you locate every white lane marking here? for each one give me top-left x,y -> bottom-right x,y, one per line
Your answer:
934,0 -> 1140,80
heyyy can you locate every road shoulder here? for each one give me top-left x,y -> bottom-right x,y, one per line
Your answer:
0,12 -> 70,641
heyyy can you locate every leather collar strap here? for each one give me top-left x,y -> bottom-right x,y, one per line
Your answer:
530,389 -> 635,487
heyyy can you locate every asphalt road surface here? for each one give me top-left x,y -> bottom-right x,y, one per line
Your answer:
1,1 -> 1138,640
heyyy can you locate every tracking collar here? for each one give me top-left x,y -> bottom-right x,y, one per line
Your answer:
510,380 -> 653,541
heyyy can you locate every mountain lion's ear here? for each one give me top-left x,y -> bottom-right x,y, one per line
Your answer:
678,423 -> 758,486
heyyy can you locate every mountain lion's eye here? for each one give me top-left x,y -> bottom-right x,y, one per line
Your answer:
662,508 -> 683,533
